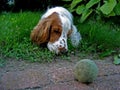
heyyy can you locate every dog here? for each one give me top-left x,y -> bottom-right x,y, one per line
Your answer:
30,7 -> 81,54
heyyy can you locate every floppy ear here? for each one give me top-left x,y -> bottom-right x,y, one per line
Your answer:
30,19 -> 51,45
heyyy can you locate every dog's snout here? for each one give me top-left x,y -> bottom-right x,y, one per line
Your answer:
61,49 -> 68,54
58,47 -> 67,54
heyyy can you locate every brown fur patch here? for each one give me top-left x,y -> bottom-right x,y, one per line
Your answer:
48,12 -> 62,43
30,12 -> 62,45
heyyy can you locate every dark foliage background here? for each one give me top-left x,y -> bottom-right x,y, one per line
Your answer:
0,0 -> 8,11
0,0 -> 64,12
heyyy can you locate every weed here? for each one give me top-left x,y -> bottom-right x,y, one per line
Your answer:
0,57 -> 6,67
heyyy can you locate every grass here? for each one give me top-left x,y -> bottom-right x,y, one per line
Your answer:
0,11 -> 55,63
0,11 -> 120,63
0,57 -> 6,67
76,17 -> 120,57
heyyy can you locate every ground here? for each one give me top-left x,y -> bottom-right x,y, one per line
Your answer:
0,54 -> 120,90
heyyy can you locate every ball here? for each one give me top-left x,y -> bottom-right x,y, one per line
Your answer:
74,59 -> 98,83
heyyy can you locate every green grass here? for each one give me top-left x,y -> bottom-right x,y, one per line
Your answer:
76,17 -> 120,57
0,12 -> 55,62
0,12 -> 120,62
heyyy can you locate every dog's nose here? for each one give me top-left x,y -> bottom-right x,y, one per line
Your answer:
61,49 -> 68,54
59,47 -> 68,54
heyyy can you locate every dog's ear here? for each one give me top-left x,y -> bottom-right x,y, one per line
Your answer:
30,19 -> 51,45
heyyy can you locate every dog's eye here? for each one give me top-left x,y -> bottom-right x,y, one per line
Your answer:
54,30 -> 60,34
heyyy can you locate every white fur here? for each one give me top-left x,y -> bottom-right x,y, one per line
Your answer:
41,7 -> 81,54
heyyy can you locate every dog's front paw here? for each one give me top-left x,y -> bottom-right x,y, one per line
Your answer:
71,32 -> 82,47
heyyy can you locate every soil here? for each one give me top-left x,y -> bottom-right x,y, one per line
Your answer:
0,54 -> 120,90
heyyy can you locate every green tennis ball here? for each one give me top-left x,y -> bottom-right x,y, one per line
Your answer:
74,59 -> 99,83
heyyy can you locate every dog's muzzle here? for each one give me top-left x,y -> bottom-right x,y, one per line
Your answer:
47,38 -> 68,54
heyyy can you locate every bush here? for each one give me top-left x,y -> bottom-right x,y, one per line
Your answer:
63,0 -> 120,23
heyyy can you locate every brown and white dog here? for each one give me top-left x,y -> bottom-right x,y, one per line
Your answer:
30,7 -> 81,54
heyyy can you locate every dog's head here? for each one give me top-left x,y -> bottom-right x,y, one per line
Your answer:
30,12 -> 72,54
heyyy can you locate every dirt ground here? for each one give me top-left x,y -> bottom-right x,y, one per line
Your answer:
0,54 -> 120,90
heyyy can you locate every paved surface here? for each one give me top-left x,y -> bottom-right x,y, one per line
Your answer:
0,56 -> 120,90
